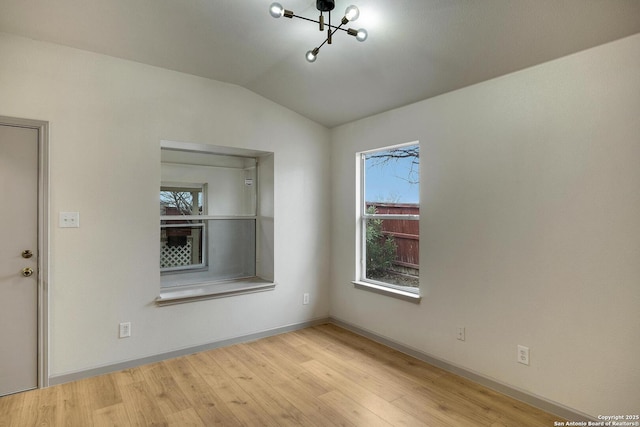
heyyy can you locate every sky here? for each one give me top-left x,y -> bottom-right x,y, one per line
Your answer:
365,148 -> 419,204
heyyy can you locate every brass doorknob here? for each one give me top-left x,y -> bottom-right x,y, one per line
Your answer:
22,267 -> 34,277
22,250 -> 33,259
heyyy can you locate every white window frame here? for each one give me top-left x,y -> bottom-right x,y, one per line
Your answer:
355,142 -> 421,301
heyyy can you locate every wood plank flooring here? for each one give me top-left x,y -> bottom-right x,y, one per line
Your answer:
0,324 -> 564,426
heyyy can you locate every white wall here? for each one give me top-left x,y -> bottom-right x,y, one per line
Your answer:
330,34 -> 640,417
0,32 -> 331,377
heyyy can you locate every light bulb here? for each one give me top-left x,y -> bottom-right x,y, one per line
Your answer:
356,28 -> 368,42
269,2 -> 285,18
306,49 -> 319,63
344,5 -> 360,21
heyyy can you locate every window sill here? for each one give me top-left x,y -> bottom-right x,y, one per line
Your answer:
156,277 -> 275,306
352,280 -> 421,303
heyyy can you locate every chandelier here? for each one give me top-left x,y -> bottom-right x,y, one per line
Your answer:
269,0 -> 368,62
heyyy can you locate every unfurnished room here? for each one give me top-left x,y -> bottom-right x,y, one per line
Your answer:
0,0 -> 639,425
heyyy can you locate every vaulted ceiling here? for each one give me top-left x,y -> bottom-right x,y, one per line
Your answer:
1,0 -> 639,127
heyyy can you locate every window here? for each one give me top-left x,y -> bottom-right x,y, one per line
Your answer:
160,185 -> 205,272
158,141 -> 275,304
357,142 -> 420,297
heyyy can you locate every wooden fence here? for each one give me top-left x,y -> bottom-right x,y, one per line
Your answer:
367,202 -> 419,272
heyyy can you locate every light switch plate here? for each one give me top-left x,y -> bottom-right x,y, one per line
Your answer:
59,212 -> 80,228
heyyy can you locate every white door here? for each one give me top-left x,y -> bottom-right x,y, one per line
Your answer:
0,124 -> 39,396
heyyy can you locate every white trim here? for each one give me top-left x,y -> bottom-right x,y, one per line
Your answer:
160,222 -> 205,228
0,116 -> 49,389
363,213 -> 419,221
38,120 -> 50,389
161,161 -> 254,172
156,277 -> 276,305
358,153 -> 367,278
161,215 -> 257,221
161,182 -> 204,190
359,140 -> 420,155
161,140 -> 271,158
352,280 -> 421,303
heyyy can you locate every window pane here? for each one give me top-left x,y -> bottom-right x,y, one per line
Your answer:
161,224 -> 204,269
206,219 -> 256,281
364,217 -> 419,288
364,145 -> 419,204
160,219 -> 255,280
160,187 -> 203,216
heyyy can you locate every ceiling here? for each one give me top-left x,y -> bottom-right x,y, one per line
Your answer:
1,0 -> 639,127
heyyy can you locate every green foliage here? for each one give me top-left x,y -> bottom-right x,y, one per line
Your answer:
365,206 -> 397,277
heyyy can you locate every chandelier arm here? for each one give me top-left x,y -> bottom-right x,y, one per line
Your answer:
328,21 -> 346,38
317,38 -> 329,50
292,14 -> 321,24
315,20 -> 345,51
328,25 -> 348,32
290,14 -> 349,32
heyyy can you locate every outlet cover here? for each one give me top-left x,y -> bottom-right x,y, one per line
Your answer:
517,345 -> 530,365
119,322 -> 131,338
457,327 -> 465,341
303,293 -> 310,305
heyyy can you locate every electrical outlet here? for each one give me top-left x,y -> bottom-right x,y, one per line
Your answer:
303,293 -> 310,305
457,327 -> 465,341
119,322 -> 131,338
517,345 -> 530,365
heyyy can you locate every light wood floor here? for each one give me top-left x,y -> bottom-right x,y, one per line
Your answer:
0,323 -> 563,426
